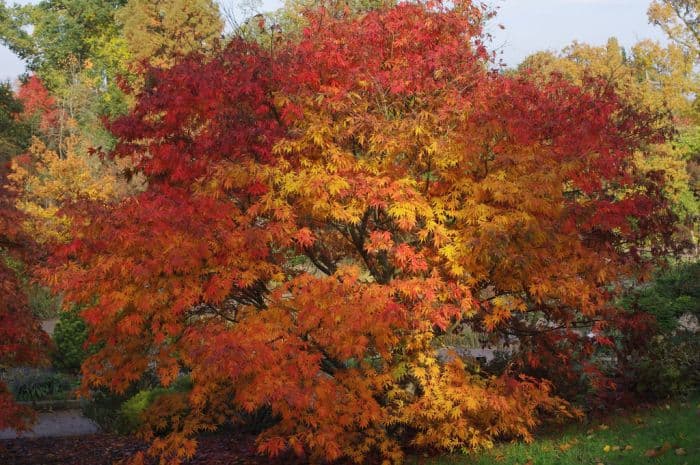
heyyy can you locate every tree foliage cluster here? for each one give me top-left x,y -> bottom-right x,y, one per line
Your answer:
0,0 -> 698,464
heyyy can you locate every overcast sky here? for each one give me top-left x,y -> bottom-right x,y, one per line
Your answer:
0,0 -> 666,82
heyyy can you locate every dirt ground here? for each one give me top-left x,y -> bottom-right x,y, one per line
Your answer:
0,433 -> 301,465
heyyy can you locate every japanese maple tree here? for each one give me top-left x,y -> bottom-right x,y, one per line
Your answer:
45,1 -> 675,463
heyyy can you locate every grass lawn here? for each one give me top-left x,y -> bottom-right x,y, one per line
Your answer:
410,394 -> 700,465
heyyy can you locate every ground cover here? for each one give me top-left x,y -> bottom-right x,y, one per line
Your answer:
414,394 -> 700,465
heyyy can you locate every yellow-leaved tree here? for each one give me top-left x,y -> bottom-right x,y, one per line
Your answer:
117,0 -> 224,70
9,134 -> 144,244
648,0 -> 700,61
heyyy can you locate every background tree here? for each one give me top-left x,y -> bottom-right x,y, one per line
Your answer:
0,0 -> 126,84
649,0 -> 700,60
117,0 -> 223,70
0,0 -> 131,148
519,38 -> 697,118
0,81 -> 30,160
16,76 -> 61,148
9,134 -> 144,244
647,0 -> 700,253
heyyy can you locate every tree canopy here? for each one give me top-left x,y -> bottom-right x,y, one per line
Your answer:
36,2 -> 679,463
117,0 -> 223,69
649,0 -> 700,60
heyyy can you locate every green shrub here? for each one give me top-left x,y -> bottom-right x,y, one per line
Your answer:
84,375 -> 193,434
118,375 -> 193,433
52,308 -> 89,373
3,368 -> 78,402
614,261 -> 700,400
621,261 -> 700,332
627,331 -> 700,399
82,371 -> 157,433
119,387 -> 169,433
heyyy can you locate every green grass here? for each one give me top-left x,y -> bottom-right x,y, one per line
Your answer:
410,395 -> 700,465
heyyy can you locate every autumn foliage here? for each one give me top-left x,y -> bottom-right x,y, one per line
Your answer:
16,76 -> 59,135
38,1 -> 677,463
0,157 -> 50,432
9,135 -> 143,244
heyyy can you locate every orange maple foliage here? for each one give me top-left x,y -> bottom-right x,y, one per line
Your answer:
44,1 -> 675,463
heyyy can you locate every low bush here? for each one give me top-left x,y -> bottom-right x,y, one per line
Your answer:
609,261 -> 700,401
625,331 -> 700,399
620,261 -> 700,332
118,375 -> 193,434
84,375 -> 193,434
119,388 -> 170,433
3,368 -> 78,402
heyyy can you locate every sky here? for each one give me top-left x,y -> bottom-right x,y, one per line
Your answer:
0,0 -> 666,82
487,0 -> 666,65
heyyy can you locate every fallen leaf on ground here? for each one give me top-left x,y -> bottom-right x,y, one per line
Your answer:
644,441 -> 672,458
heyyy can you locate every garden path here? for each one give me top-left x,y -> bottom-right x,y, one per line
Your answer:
0,409 -> 99,439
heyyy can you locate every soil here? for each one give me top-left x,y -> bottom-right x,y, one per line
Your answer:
0,433 -> 303,465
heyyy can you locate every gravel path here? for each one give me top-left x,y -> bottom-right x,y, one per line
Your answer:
0,410 -> 100,439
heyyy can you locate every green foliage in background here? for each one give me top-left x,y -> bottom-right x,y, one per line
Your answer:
0,80 -> 29,164
52,307 -> 89,373
118,375 -> 193,433
621,261 -> 700,332
3,367 -> 78,402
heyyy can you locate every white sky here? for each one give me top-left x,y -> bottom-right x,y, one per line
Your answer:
487,0 -> 666,65
0,0 -> 667,82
